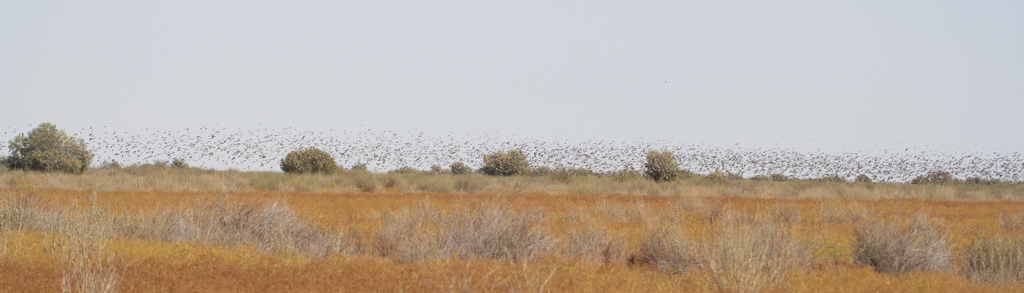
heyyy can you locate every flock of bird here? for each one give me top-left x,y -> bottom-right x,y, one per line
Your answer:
2,125 -> 1022,183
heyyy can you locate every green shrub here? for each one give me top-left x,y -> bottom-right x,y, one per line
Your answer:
706,170 -> 729,182
279,147 -> 340,174
99,160 -> 122,169
429,165 -> 448,174
351,163 -> 368,172
171,158 -> 189,169
855,174 -> 873,184
449,162 -> 472,175
911,170 -> 953,185
5,123 -> 93,174
644,150 -> 682,182
816,174 -> 847,183
481,149 -> 530,176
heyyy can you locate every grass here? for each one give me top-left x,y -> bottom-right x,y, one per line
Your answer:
962,233 -> 1024,285
2,167 -> 1022,200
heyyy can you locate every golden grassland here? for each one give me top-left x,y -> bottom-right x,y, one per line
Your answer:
2,169 -> 1024,292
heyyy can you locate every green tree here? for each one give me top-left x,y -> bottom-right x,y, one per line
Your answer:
481,149 -> 530,176
5,123 -> 93,174
644,150 -> 681,182
280,147 -> 340,174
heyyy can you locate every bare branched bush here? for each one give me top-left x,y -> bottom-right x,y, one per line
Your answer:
962,234 -> 1024,285
53,236 -> 123,293
628,227 -> 697,273
852,212 -> 951,274
700,222 -> 812,293
1000,212 -> 1024,232
376,200 -> 552,262
561,226 -> 625,265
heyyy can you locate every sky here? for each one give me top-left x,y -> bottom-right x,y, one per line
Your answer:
2,1 -> 1022,156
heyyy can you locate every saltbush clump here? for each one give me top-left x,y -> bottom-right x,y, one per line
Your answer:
280,147 -> 340,174
5,123 -> 93,174
171,158 -> 189,169
481,150 -> 530,176
449,162 -> 472,175
644,150 -> 682,182
911,170 -> 954,185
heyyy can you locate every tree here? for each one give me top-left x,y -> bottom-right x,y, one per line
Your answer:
5,123 -> 93,174
280,147 -> 340,174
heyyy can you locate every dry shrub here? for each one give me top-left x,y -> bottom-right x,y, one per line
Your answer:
700,222 -> 812,293
962,234 -> 1024,285
376,200 -> 552,262
1000,212 -> 1024,231
133,198 -> 356,257
51,236 -> 122,293
628,227 -> 697,273
560,226 -> 625,265
852,212 -> 951,274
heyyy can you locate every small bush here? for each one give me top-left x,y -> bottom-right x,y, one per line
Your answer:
5,123 -> 93,174
644,150 -> 682,182
770,173 -> 789,182
429,165 -> 449,174
280,147 -> 340,174
351,163 -> 368,172
855,174 -> 873,184
962,234 -> 1024,285
964,177 -> 1001,185
390,166 -> 421,174
911,170 -> 954,185
608,168 -> 644,182
449,162 -> 472,175
171,158 -> 188,169
706,170 -> 729,182
701,223 -> 812,293
816,174 -> 847,183
99,160 -> 122,169
481,150 -> 530,176
852,213 -> 951,274
628,227 -> 696,273
531,166 -> 553,176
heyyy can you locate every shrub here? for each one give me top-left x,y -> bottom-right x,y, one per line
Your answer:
770,173 -> 789,182
911,170 -> 954,185
99,160 -> 121,169
706,170 -> 729,182
608,168 -> 644,182
628,227 -> 696,273
280,147 -> 340,174
855,174 -> 873,184
644,150 -> 682,182
171,158 -> 188,169
852,213 -> 951,274
429,165 -> 448,174
5,123 -> 93,174
449,162 -> 472,175
964,177 -> 1001,185
481,150 -> 530,176
351,163 -> 368,172
816,174 -> 847,183
390,166 -> 421,174
701,223 -> 812,293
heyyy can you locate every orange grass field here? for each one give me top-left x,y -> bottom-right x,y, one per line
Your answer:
3,187 -> 1024,292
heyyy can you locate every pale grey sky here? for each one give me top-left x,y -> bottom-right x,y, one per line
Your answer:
3,1 -> 1023,155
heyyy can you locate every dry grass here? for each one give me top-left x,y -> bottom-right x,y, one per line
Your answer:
700,221 -> 813,293
4,186 -> 1024,291
852,212 -> 952,274
962,233 -> 1024,285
